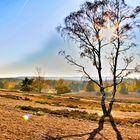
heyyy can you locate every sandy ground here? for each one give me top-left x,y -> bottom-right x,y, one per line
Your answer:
0,97 -> 140,140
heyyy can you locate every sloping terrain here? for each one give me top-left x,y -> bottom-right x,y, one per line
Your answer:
0,91 -> 140,140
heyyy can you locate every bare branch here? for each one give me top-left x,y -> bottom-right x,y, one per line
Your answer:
116,56 -> 134,78
59,51 -> 100,87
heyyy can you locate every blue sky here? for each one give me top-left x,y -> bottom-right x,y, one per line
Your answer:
0,0 -> 140,77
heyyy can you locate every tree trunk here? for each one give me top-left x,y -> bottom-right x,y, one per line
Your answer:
101,92 -> 108,116
107,99 -> 115,115
101,91 -> 115,116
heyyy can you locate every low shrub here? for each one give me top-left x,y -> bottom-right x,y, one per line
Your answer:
128,118 -> 140,125
44,95 -> 54,99
16,105 -> 98,121
0,94 -> 22,100
35,100 -> 50,105
51,102 -> 61,106
66,104 -> 79,108
24,97 -> 32,101
68,97 -> 80,102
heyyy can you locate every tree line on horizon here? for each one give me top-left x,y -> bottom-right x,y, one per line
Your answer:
0,77 -> 140,95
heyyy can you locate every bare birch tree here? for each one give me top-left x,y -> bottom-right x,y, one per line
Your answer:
58,0 -> 140,116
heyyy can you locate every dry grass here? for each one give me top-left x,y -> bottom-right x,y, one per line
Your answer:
0,91 -> 140,113
0,96 -> 140,140
65,91 -> 140,103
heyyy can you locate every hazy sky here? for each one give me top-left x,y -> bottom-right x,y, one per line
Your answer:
0,0 -> 140,78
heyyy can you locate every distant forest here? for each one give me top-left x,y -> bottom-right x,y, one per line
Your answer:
0,77 -> 140,94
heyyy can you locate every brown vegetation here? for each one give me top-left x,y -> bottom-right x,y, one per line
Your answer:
0,90 -> 140,139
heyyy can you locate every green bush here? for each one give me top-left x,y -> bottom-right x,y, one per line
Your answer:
16,105 -> 98,121
86,81 -> 95,92
120,86 -> 128,94
21,77 -> 33,92
55,79 -> 71,94
44,95 -> 54,99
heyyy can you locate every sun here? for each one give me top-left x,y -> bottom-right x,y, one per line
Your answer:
100,27 -> 115,43
95,15 -> 120,43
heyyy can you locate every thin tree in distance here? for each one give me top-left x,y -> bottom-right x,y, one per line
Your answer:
57,0 -> 140,116
35,67 -> 45,93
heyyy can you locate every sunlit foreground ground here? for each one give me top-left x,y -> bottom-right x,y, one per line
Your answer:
0,90 -> 140,140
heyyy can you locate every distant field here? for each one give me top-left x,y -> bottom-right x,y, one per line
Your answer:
64,91 -> 140,104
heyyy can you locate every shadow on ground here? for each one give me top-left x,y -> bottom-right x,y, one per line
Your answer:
45,115 -> 122,140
